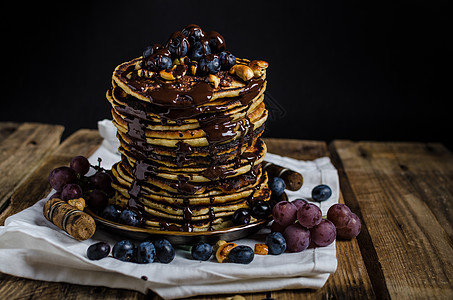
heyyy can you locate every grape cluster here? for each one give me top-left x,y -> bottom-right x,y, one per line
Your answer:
87,238 -> 175,264
270,185 -> 361,253
48,156 -> 112,213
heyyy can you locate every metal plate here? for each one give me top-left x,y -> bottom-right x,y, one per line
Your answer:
86,209 -> 271,245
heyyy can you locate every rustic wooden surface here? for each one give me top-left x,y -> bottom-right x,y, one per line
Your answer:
0,122 -> 452,299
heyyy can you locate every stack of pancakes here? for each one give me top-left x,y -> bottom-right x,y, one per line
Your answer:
106,29 -> 271,232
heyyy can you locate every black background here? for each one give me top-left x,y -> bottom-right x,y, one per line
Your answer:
3,1 -> 452,150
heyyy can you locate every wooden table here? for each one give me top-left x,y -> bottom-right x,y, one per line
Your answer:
0,122 -> 452,299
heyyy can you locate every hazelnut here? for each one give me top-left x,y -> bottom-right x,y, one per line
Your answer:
138,69 -> 155,78
207,74 -> 220,88
249,60 -> 269,78
249,60 -> 269,69
173,56 -> 190,66
215,242 -> 237,263
68,198 -> 86,211
254,243 -> 269,255
159,65 -> 187,81
229,64 -> 254,81
160,69 -> 176,80
189,62 -> 198,76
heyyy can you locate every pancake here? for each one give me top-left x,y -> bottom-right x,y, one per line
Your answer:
106,24 -> 271,232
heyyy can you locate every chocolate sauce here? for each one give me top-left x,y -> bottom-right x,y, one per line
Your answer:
115,56 -> 266,231
202,165 -> 236,181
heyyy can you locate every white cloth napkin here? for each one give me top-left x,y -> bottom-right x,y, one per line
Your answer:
0,120 -> 339,299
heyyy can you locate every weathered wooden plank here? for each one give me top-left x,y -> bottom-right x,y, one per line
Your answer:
0,123 -> 64,214
330,140 -> 453,299
265,138 -> 329,160
0,129 -> 143,299
0,122 -> 20,142
188,138 -> 374,300
0,129 -> 102,224
0,136 -> 373,300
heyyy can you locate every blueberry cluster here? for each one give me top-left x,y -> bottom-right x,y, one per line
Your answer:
142,24 -> 237,75
87,238 -> 175,264
231,200 -> 272,226
101,204 -> 142,227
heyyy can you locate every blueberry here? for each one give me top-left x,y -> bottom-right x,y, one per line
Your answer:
219,51 -> 237,70
118,209 -> 140,227
205,31 -> 226,53
265,232 -> 287,255
143,43 -> 164,59
191,242 -> 213,261
166,31 -> 189,58
199,54 -> 221,74
270,177 -> 286,197
228,245 -> 254,264
250,200 -> 271,219
153,239 -> 175,263
112,240 -> 135,262
101,204 -> 122,222
312,184 -> 332,202
143,48 -> 172,71
232,208 -> 251,226
135,241 -> 156,264
190,39 -> 211,61
181,24 -> 205,46
87,242 -> 110,260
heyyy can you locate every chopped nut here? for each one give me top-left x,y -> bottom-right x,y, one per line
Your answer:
160,65 -> 187,81
68,198 -> 86,211
254,243 -> 269,255
249,60 -> 269,69
126,72 -> 133,80
160,69 -> 176,80
173,56 -> 190,66
214,240 -> 227,251
207,74 -> 220,88
229,64 -> 254,81
134,60 -> 142,70
249,60 -> 269,78
190,62 -> 198,76
215,242 -> 237,263
138,69 -> 155,78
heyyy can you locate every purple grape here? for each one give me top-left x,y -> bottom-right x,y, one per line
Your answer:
310,219 -> 336,247
270,220 -> 286,233
283,223 -> 311,252
61,183 -> 83,201
272,201 -> 297,227
90,172 -> 113,193
337,213 -> 361,240
70,156 -> 90,175
297,203 -> 322,228
292,198 -> 308,210
327,204 -> 352,228
48,166 -> 77,192
86,189 -> 108,212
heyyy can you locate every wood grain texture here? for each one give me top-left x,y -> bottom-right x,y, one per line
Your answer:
0,123 -> 64,214
330,140 -> 453,299
0,129 -> 102,225
185,138 -> 374,300
0,128 -> 143,299
0,133 -> 373,300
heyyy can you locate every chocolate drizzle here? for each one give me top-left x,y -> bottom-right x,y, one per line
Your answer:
114,57 -> 266,231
